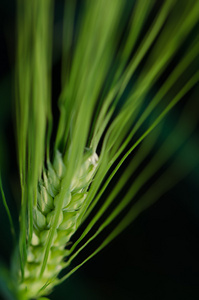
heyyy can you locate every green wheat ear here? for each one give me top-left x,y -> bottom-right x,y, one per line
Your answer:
17,149 -> 98,299
0,0 -> 198,299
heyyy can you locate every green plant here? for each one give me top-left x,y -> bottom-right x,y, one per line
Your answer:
0,0 -> 199,299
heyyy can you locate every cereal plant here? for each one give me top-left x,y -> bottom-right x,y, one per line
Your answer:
0,0 -> 198,299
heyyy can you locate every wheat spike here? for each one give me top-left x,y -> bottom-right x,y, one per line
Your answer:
18,149 -> 98,299
0,0 -> 198,299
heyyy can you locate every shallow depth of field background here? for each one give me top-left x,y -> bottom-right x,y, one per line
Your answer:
0,1 -> 199,299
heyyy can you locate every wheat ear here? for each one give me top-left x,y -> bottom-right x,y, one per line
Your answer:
0,0 -> 198,299
17,149 -> 98,299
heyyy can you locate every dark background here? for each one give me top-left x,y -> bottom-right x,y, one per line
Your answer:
0,1 -> 199,299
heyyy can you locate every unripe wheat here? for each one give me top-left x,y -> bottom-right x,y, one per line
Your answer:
0,1 -> 198,299
18,149 -> 98,299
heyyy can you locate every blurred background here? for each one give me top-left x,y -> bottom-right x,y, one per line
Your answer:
0,1 -> 199,299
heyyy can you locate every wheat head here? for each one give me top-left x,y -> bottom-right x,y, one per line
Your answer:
0,0 -> 198,299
